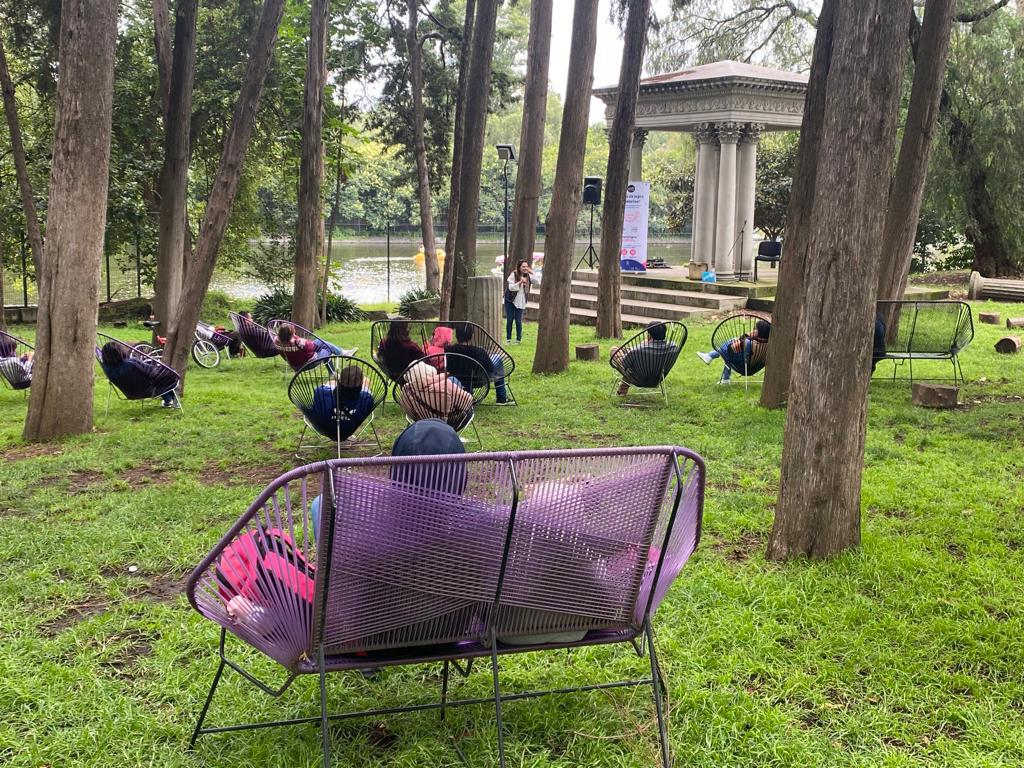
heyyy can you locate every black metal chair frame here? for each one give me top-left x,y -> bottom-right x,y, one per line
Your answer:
709,311 -> 772,392
0,329 -> 34,394
95,332 -> 183,415
392,352 -> 489,448
873,300 -> 973,386
371,319 -> 516,405
753,240 -> 782,282
187,450 -> 705,768
287,356 -> 388,458
610,321 -> 688,405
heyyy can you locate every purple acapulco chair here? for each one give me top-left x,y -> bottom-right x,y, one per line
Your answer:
186,445 -> 705,767
95,333 -> 182,415
267,319 -> 355,372
0,329 -> 34,393
229,312 -> 279,359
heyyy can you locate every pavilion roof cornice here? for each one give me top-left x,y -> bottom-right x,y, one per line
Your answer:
595,77 -> 808,103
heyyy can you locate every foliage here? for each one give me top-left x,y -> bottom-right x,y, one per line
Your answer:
397,286 -> 439,316
754,134 -> 798,241
1,309 -> 1024,765
251,287 -> 365,325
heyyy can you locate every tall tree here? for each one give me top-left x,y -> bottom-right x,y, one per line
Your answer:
320,129 -> 344,327
23,0 -> 118,441
767,0 -> 912,560
876,0 -> 956,304
596,0 -> 652,339
759,0 -> 835,410
152,0 -> 198,338
532,0 -> 600,373
440,0 -> 476,320
0,35 -> 43,275
407,0 -> 440,293
506,0 -> 553,278
151,0 -> 172,115
162,0 -> 287,384
293,0 -> 330,329
448,0 -> 500,320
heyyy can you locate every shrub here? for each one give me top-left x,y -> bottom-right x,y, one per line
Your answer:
251,289 -> 366,326
397,288 -> 440,317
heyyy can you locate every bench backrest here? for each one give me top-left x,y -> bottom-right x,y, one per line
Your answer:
877,300 -> 974,355
188,447 -> 704,669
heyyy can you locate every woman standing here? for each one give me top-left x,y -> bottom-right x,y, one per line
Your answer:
504,260 -> 533,344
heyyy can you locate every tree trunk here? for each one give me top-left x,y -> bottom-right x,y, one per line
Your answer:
759,0 -> 837,409
407,0 -> 439,293
153,0 -> 198,338
507,0 -> 553,279
767,0 -> 912,561
440,0 -> 476,321
152,0 -> 172,117
293,0 -> 329,329
532,0 -> 600,374
876,0 -> 955,307
449,0 -> 499,321
22,0 -> 118,441
0,36 -> 44,276
595,0 -> 651,339
320,136 -> 343,327
163,0 -> 287,385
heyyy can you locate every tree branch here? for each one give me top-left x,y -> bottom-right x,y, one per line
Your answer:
954,0 -> 1010,24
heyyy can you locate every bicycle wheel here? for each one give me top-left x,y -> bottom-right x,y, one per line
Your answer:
191,339 -> 220,368
131,343 -> 159,359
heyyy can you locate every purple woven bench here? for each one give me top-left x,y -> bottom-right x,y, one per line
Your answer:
187,446 -> 704,766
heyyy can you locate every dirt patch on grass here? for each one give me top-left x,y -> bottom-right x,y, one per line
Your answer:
712,531 -> 764,562
39,570 -> 187,635
100,628 -> 156,679
945,542 -> 967,561
66,470 -> 108,493
1,442 -> 65,461
119,466 -> 174,486
198,460 -> 291,489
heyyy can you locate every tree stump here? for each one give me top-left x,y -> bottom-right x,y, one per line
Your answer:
911,382 -> 959,409
978,312 -> 1001,325
1006,317 -> 1024,329
994,336 -> 1021,354
575,343 -> 600,361
467,275 -> 502,342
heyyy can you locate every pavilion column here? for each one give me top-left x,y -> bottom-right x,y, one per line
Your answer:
692,123 -> 719,266
714,122 -> 741,280
734,123 -> 761,279
629,128 -> 648,181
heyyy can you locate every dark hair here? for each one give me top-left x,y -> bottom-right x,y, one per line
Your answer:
277,323 -> 294,344
387,320 -> 410,342
454,322 -> 473,344
646,322 -> 667,342
337,365 -> 364,396
755,320 -> 771,340
101,341 -> 125,367
240,311 -> 252,320
0,337 -> 14,358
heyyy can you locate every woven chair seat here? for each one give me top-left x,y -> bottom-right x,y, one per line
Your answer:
229,312 -> 278,358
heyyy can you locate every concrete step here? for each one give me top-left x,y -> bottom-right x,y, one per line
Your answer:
570,269 -> 777,298
564,279 -> 749,310
531,289 -> 726,321
524,301 -> 716,328
747,284 -> 952,313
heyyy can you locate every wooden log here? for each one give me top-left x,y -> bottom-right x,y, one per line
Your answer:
1006,317 -> 1024,329
994,336 -> 1021,354
978,312 -> 1001,325
911,382 -> 959,409
575,343 -> 599,361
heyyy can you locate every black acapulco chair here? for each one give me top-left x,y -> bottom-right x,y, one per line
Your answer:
610,321 -> 687,404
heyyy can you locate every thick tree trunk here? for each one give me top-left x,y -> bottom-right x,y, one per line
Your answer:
22,0 -> 118,441
876,0 -> 955,305
407,0 -> 439,293
759,0 -> 837,409
163,0 -> 287,385
449,0 -> 499,321
595,0 -> 651,339
293,0 -> 329,329
153,0 -> 198,338
0,37 -> 44,275
532,0 -> 600,374
440,0 -> 476,321
152,0 -> 172,117
507,0 -> 553,279
320,137 -> 343,327
767,0 -> 912,561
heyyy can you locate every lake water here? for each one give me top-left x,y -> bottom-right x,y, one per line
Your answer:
3,239 -> 693,308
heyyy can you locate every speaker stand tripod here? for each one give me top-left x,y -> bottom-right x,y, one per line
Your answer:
574,203 -> 599,271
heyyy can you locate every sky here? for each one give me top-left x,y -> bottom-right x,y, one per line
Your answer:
548,0 -> 675,124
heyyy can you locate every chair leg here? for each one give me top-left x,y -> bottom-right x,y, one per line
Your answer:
189,656 -> 226,748
105,384 -> 112,417
440,660 -> 450,722
319,647 -> 331,768
489,633 -> 507,768
646,619 -> 671,768
295,423 -> 309,459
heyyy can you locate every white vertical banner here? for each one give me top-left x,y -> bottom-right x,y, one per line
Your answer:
620,181 -> 650,272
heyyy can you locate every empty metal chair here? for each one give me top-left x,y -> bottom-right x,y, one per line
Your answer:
753,240 -> 782,282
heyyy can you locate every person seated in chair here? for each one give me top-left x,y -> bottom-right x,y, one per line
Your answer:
275,323 -> 340,370
99,341 -> 178,408
378,320 -> 426,378
871,311 -> 887,373
1,347 -> 33,378
445,322 -> 510,404
398,361 -> 473,424
423,325 -> 453,366
308,365 -> 375,438
612,321 -> 678,396
696,319 -> 770,384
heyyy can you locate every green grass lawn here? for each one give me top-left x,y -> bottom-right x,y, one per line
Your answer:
1,302 -> 1023,767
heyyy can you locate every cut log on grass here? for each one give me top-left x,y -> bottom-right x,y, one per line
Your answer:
994,336 -> 1021,354
978,312 -> 1000,325
576,343 -> 599,361
911,382 -> 959,409
1006,317 -> 1024,329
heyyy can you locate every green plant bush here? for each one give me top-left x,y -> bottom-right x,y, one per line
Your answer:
397,287 -> 440,317
251,288 -> 365,325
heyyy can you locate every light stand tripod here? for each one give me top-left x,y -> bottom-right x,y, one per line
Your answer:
574,202 -> 599,271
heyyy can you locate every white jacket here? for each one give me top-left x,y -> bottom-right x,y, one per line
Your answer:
507,271 -> 531,310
